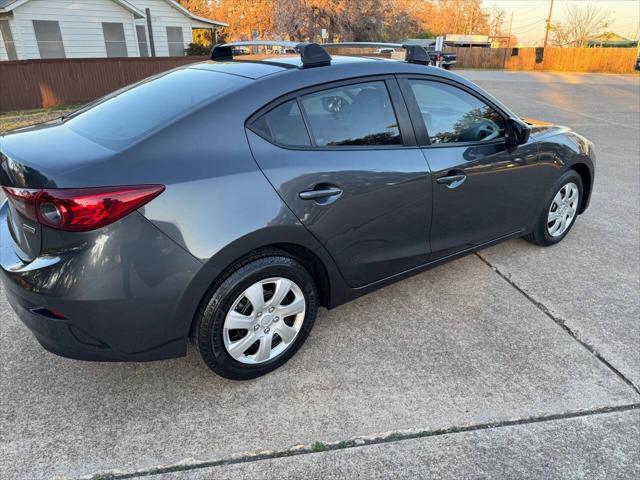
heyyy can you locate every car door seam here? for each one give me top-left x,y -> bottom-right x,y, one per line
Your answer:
243,129 -> 352,286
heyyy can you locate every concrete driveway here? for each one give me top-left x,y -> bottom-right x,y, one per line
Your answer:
1,71 -> 638,480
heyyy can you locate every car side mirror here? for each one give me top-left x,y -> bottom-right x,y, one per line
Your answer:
506,118 -> 531,146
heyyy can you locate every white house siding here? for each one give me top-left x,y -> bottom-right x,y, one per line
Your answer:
129,0 -> 195,56
9,0 -> 138,59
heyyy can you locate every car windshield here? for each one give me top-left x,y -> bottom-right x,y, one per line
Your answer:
65,68 -> 238,149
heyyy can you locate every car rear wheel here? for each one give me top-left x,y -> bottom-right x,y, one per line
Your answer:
194,253 -> 318,379
524,170 -> 583,246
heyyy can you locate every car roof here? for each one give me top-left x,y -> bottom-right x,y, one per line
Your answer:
186,55 -> 451,80
183,54 -> 518,121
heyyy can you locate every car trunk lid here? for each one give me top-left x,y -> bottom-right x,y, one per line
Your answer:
0,124 -> 113,262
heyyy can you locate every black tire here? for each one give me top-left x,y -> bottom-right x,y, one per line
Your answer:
443,64 -> 451,70
524,170 -> 583,247
194,252 -> 318,380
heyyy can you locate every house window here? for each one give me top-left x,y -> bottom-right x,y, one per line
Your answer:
166,26 -> 184,56
136,25 -> 149,57
33,20 -> 66,58
102,22 -> 128,57
0,20 -> 17,60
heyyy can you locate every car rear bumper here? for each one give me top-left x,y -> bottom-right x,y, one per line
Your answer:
0,200 -> 203,362
3,285 -> 181,361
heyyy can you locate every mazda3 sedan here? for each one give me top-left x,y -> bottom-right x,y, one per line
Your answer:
0,42 -> 595,379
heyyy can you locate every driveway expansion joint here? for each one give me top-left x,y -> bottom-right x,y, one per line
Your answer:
71,404 -> 640,480
474,252 -> 640,396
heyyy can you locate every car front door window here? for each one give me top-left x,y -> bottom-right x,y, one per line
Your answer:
408,80 -> 505,144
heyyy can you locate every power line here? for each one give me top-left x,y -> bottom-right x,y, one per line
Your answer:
517,23 -> 546,36
511,18 -> 547,30
512,1 -> 548,18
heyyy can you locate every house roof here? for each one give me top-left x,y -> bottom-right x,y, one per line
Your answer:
0,0 -> 20,8
0,0 -> 145,18
159,0 -> 227,27
590,32 -> 630,42
0,0 -> 227,27
586,31 -> 638,48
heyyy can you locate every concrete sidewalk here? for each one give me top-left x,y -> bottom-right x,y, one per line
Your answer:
0,71 -> 638,479
156,410 -> 640,480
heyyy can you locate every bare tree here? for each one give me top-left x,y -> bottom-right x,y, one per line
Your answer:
551,2 -> 612,47
384,9 -> 420,42
178,0 -> 493,43
487,4 -> 506,36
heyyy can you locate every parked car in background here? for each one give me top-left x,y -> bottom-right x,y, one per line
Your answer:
0,41 -> 595,380
376,47 -> 396,54
232,47 -> 250,55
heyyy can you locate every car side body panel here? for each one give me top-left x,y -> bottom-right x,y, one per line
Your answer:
424,139 -> 540,258
246,131 -> 433,287
527,123 -> 595,213
0,204 -> 202,360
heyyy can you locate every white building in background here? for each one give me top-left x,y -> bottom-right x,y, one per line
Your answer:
0,0 -> 226,61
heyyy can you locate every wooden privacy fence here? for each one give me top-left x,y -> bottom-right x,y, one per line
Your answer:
452,47 -> 637,73
0,48 -> 637,111
0,56 -> 208,112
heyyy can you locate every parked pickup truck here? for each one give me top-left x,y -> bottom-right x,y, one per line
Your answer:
426,48 -> 457,69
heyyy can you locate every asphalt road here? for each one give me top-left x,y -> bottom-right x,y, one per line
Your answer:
1,71 -> 639,480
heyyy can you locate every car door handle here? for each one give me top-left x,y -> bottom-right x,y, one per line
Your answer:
299,187 -> 343,200
436,173 -> 466,188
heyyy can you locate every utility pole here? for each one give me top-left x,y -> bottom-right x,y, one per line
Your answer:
543,0 -> 554,48
503,11 -> 514,68
635,21 -> 639,61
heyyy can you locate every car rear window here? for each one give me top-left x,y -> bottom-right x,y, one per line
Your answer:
65,68 -> 239,148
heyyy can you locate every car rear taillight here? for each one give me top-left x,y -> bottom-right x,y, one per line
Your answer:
2,185 -> 164,232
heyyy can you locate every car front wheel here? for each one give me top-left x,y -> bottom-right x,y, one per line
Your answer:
194,253 -> 318,379
524,170 -> 583,246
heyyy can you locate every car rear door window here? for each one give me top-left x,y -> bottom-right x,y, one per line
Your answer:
408,80 -> 505,144
252,100 -> 311,147
300,81 -> 401,147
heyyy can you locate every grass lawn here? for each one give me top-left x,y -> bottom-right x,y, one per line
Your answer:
0,105 -> 80,134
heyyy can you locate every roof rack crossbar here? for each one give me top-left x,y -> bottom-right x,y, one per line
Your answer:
211,41 -> 332,68
322,41 -> 431,66
323,42 -> 404,49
